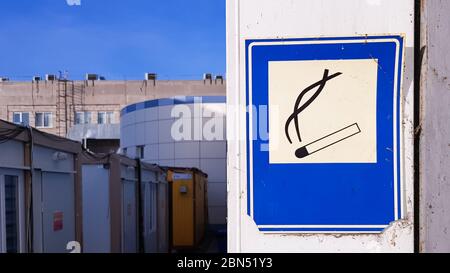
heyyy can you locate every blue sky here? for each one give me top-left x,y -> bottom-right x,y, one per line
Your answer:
0,0 -> 226,80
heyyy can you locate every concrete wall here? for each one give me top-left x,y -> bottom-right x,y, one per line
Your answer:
227,0 -> 414,252
419,0 -> 450,253
0,80 -> 225,138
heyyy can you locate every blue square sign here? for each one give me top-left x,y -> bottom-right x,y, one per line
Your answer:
246,36 -> 404,232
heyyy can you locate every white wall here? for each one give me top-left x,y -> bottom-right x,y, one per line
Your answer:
227,0 -> 414,252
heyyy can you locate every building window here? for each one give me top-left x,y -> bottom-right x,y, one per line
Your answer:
35,112 -> 53,128
75,112 -> 92,125
136,145 -> 144,159
4,175 -> 19,253
85,112 -> 92,124
12,112 -> 29,126
98,112 -> 114,124
75,112 -> 83,125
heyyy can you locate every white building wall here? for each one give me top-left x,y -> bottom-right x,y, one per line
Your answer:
120,96 -> 227,225
227,0 -> 414,252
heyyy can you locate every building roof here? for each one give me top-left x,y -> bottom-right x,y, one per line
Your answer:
121,95 -> 226,116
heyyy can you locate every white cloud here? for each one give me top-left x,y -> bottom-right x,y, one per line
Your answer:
66,0 -> 81,6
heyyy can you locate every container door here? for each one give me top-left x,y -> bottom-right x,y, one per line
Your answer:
82,165 -> 110,253
122,179 -> 136,253
41,172 -> 75,253
172,177 -> 194,247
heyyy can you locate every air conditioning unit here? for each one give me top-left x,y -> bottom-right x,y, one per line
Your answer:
145,73 -> 157,81
33,76 -> 41,82
215,75 -> 224,84
0,77 -> 10,82
86,74 -> 99,81
203,73 -> 212,81
45,74 -> 56,81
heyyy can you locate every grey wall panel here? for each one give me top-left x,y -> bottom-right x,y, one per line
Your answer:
82,164 -> 111,253
0,141 -> 24,168
32,170 -> 43,253
122,179 -> 136,253
157,182 -> 169,253
143,181 -> 158,253
141,169 -> 156,183
33,146 -> 74,173
41,172 -> 75,253
120,165 -> 136,181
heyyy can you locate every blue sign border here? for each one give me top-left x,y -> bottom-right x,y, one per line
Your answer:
245,36 -> 404,233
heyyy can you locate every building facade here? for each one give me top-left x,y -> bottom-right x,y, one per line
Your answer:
0,77 -> 225,152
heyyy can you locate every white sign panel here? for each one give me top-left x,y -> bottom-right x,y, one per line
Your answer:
269,59 -> 378,163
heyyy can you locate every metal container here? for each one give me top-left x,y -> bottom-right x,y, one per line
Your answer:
0,120 -> 80,253
78,153 -> 137,253
77,153 -> 168,253
164,167 -> 208,249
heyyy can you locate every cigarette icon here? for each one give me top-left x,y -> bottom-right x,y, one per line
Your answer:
295,123 -> 361,158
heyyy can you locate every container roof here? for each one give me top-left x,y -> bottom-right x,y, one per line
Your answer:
0,119 -> 81,154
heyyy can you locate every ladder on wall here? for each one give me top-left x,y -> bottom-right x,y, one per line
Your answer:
56,80 -> 73,137
56,79 -> 85,137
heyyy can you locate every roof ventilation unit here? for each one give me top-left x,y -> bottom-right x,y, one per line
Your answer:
45,74 -> 56,81
215,75 -> 224,84
86,74 -> 99,81
145,73 -> 157,81
203,73 -> 212,84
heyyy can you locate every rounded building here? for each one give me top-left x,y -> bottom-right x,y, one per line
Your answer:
120,96 -> 226,226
